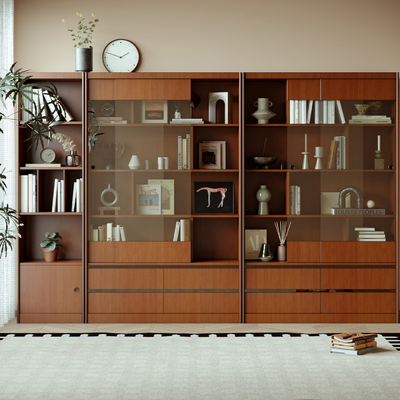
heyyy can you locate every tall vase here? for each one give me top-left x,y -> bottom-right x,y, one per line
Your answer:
256,184 -> 271,215
251,98 -> 276,124
75,48 -> 93,72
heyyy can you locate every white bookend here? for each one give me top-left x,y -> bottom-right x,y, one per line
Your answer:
76,179 -> 81,213
173,220 -> 181,241
120,226 -> 126,241
307,100 -> 313,124
186,133 -> 191,170
92,229 -> 99,242
336,100 -> 346,124
289,100 -> 295,124
60,179 -> 64,212
57,181 -> 61,212
20,175 -> 28,212
28,174 -> 33,212
71,181 -> 77,212
52,179 -> 59,212
177,136 -> 182,170
180,219 -> 190,242
107,223 -> 113,241
323,100 -> 328,124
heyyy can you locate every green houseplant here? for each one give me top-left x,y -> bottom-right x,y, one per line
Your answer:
40,231 -> 63,262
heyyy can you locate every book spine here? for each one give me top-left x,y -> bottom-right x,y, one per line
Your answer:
323,100 -> 328,124
186,133 -> 191,170
32,174 -> 37,212
60,180 -> 64,212
307,100 -> 313,124
342,136 -> 346,169
71,181 -> 77,212
296,185 -> 301,215
76,179 -> 81,213
336,100 -> 346,124
28,174 -> 33,212
120,226 -> 126,241
20,175 -> 28,213
289,100 -> 294,124
180,219 -> 190,241
102,224 -> 107,241
294,100 -> 299,124
177,136 -> 182,170
80,178 -> 83,212
92,229 -> 99,242
107,222 -> 113,241
182,138 -> 187,169
173,220 -> 180,241
52,179 -> 59,212
301,100 -> 307,124
115,225 -> 121,241
290,185 -> 295,215
98,226 -> 102,242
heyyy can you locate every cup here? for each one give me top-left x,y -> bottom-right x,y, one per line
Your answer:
128,155 -> 141,170
163,157 -> 169,170
145,160 -> 153,170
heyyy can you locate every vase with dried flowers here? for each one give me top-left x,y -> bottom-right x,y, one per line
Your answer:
52,133 -> 80,166
62,12 -> 99,72
274,221 -> 292,261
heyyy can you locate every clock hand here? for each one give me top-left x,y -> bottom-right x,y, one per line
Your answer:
120,52 -> 129,58
106,51 -> 121,57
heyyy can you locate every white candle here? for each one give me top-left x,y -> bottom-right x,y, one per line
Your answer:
377,135 -> 381,151
305,134 -> 307,152
315,146 -> 323,157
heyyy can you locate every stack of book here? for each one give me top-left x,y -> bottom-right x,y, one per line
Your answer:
355,227 -> 386,241
199,140 -> 226,169
178,134 -> 191,170
95,117 -> 127,124
330,332 -> 378,355
289,100 -> 345,124
90,223 -> 126,242
289,185 -> 301,215
349,115 -> 391,124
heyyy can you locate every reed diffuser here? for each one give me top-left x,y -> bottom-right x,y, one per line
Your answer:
274,221 -> 292,261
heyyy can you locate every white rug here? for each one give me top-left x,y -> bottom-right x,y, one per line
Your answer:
0,333 -> 399,400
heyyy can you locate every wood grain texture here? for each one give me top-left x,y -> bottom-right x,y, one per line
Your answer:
320,242 -> 396,263
245,313 -> 397,323
164,268 -> 239,289
321,293 -> 396,313
19,314 -> 82,323
287,79 -> 320,100
287,241 -> 320,262
164,293 -> 239,314
88,242 -> 116,263
20,264 -> 82,314
88,293 -> 163,314
116,79 -> 191,100
246,268 -> 320,289
88,313 -> 239,323
321,268 -> 396,289
88,79 -> 115,100
245,293 -> 320,314
88,268 -> 163,290
321,79 -> 396,100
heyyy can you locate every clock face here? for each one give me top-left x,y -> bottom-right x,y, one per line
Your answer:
101,102 -> 114,116
40,148 -> 56,164
102,39 -> 140,73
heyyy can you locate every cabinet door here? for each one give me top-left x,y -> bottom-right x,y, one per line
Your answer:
20,264 -> 82,314
287,79 -> 320,100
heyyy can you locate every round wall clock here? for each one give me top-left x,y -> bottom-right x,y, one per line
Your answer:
101,102 -> 114,116
102,39 -> 140,73
40,148 -> 56,164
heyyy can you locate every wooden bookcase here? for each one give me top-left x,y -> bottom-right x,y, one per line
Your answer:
17,72 -> 398,324
243,73 -> 399,323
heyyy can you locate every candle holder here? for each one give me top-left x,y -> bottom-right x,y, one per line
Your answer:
314,147 -> 324,169
374,150 -> 384,170
301,152 -> 309,169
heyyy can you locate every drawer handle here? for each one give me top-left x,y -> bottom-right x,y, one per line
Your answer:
74,287 -> 80,293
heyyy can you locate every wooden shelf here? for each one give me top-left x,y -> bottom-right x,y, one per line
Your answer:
20,166 -> 83,171
20,259 -> 82,267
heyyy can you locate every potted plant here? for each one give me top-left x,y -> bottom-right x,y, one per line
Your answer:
40,231 -> 64,262
62,12 -> 99,72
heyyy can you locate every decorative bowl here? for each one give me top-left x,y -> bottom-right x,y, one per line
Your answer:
354,104 -> 370,115
249,156 -> 277,169
259,255 -> 274,262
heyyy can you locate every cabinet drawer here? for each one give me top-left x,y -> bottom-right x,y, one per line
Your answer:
88,268 -> 163,290
245,293 -> 320,314
321,293 -> 396,314
321,268 -> 396,290
287,241 -> 320,262
246,268 -> 320,289
321,242 -> 395,263
164,268 -> 238,290
164,293 -> 238,314
88,293 -> 163,314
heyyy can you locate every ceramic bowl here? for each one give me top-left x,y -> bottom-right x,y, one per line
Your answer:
249,156 -> 277,169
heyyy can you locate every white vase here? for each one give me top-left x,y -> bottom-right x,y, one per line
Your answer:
252,98 -> 276,124
128,155 -> 141,169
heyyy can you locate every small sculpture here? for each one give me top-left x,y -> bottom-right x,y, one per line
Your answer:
256,185 -> 271,215
208,92 -> 232,124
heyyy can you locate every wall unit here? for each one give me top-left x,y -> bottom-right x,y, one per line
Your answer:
17,72 -> 398,324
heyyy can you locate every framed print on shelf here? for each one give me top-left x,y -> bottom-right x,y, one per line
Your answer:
194,181 -> 234,214
245,229 -> 267,260
142,100 -> 168,123
136,184 -> 162,215
148,179 -> 174,215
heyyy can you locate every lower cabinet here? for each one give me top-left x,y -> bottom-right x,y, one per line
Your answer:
19,261 -> 83,323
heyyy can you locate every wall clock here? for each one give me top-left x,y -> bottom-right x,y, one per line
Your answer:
101,102 -> 114,116
102,39 -> 140,73
40,148 -> 56,164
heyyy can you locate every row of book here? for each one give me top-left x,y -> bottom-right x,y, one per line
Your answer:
172,219 -> 190,241
20,174 -> 36,212
50,178 -> 83,213
355,227 -> 386,242
199,140 -> 227,169
330,332 -> 378,355
22,87 -> 73,123
178,134 -> 191,170
327,136 -> 346,170
89,223 -> 126,242
289,185 -> 301,215
289,100 -> 345,124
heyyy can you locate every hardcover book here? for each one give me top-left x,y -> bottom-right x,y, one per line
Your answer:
199,142 -> 221,169
136,184 -> 162,215
148,179 -> 174,215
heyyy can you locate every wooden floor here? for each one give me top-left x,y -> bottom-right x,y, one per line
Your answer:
0,318 -> 399,334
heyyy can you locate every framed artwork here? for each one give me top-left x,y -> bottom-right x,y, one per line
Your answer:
245,229 -> 267,260
142,100 -> 168,123
136,184 -> 162,215
148,179 -> 174,215
194,181 -> 234,214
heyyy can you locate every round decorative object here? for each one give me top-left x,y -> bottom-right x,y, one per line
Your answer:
101,184 -> 119,207
40,148 -> 56,164
101,103 -> 114,116
102,39 -> 140,72
367,200 -> 375,209
256,184 -> 271,215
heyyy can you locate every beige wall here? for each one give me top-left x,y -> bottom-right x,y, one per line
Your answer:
15,0 -> 400,73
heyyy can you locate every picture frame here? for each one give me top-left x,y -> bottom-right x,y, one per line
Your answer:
321,191 -> 350,214
245,229 -> 267,260
194,181 -> 234,214
199,142 -> 221,169
142,100 -> 168,123
136,184 -> 162,215
148,179 -> 174,215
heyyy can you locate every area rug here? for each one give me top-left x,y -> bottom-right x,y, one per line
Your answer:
0,333 -> 399,400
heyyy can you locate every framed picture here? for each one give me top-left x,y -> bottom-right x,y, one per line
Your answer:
148,179 -> 174,215
245,229 -> 267,260
136,184 -> 162,215
199,142 -> 221,169
142,100 -> 168,123
321,192 -> 350,214
194,181 -> 234,214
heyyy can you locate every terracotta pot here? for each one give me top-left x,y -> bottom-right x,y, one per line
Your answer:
43,247 -> 59,262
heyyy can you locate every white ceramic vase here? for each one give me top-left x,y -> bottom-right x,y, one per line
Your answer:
252,98 -> 276,124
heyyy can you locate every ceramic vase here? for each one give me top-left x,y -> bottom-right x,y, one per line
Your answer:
277,244 -> 286,261
256,185 -> 271,215
128,155 -> 141,169
75,48 -> 93,72
252,98 -> 276,124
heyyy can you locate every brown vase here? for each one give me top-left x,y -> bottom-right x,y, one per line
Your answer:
43,247 -> 59,262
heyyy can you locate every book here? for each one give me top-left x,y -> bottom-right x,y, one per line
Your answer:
119,226 -> 126,241
76,179 -> 81,213
199,142 -> 221,169
24,163 -> 62,168
245,229 -> 267,260
98,226 -> 103,242
71,181 -> 77,212
177,136 -> 182,170
186,133 -> 191,170
148,179 -> 174,215
336,100 -> 346,124
60,179 -> 64,212
173,221 -> 180,241
170,118 -> 204,124
331,332 -> 377,342
107,222 -> 113,241
182,138 -> 188,169
294,100 -> 299,123
180,219 -> 190,241
289,100 -> 295,124
52,179 -> 59,212
112,226 -> 120,241
92,229 -> 99,242
20,175 -> 28,212
300,100 -> 307,124
330,345 -> 377,355
95,117 -> 123,121
354,227 -> 376,231
306,100 -> 313,124
349,119 -> 391,124
202,141 -> 226,169
28,174 -> 33,212
331,340 -> 377,350
102,224 -> 107,241
42,90 -> 62,122
351,115 -> 390,119
97,120 -> 128,124
322,100 -> 328,124
357,238 -> 386,241
136,184 -> 162,215
327,140 -> 338,169
358,234 -> 386,239
57,181 -> 61,212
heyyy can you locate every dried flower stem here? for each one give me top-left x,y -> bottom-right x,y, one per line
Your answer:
274,221 -> 292,245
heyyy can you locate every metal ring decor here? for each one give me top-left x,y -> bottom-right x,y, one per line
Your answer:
101,184 -> 119,207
